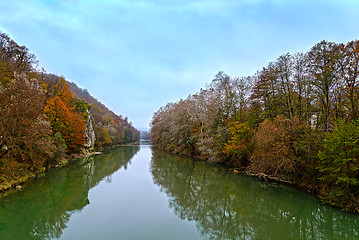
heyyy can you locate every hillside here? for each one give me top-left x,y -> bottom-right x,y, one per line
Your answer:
0,31 -> 139,191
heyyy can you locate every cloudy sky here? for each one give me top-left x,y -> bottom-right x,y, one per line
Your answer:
1,0 -> 359,130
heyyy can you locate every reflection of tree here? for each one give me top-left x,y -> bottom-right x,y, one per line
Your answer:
0,146 -> 139,240
151,150 -> 359,240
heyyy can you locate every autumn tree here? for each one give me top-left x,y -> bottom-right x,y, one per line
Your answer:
223,121 -> 252,167
250,63 -> 285,120
0,32 -> 36,74
338,40 -> 359,120
0,75 -> 54,171
248,115 -> 300,180
45,96 -> 86,152
94,126 -> 112,148
0,62 -> 14,86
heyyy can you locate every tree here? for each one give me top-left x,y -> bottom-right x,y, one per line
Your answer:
308,41 -> 340,131
249,115 -> 299,180
0,75 -> 54,170
338,40 -> 359,120
42,76 -> 88,152
0,62 -> 14,86
250,63 -> 285,120
317,119 -> 359,212
51,132 -> 67,163
45,96 -> 86,152
0,32 -> 37,74
277,53 -> 295,120
223,121 -> 252,167
292,52 -> 313,121
94,126 -> 111,148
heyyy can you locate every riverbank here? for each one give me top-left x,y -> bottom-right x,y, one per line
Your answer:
153,146 -> 359,214
0,143 -> 140,192
0,151 -> 102,193
150,40 -> 359,214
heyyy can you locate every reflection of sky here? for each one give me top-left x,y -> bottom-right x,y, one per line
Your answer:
1,0 -> 359,129
60,145 -> 202,240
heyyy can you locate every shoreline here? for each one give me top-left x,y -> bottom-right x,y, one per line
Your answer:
0,143 -> 139,193
152,147 -> 359,214
0,150 -> 103,193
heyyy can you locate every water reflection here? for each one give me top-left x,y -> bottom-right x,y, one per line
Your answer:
0,146 -> 139,240
151,149 -> 359,240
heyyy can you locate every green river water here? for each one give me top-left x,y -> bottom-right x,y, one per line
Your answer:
0,145 -> 358,240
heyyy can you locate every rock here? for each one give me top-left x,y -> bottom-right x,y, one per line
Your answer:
84,109 -> 96,150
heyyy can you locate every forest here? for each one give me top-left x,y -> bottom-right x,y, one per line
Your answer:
151,40 -> 359,213
0,32 -> 139,191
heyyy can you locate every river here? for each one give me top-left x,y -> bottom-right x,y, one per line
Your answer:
0,145 -> 358,240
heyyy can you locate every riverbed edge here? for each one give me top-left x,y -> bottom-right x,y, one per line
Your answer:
152,147 -> 359,215
0,151 -> 103,193
0,142 -> 141,193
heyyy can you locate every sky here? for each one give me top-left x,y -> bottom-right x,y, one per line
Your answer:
1,0 -> 359,130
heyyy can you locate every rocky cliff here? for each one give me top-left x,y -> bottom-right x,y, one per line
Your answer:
84,110 -> 96,151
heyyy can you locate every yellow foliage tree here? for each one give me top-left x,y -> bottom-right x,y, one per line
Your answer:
223,121 -> 252,167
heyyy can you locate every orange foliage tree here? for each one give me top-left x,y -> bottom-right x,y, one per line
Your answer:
43,78 -> 86,153
45,96 -> 86,152
249,115 -> 299,180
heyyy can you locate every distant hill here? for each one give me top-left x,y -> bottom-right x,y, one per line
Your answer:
139,130 -> 151,145
140,130 -> 151,140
